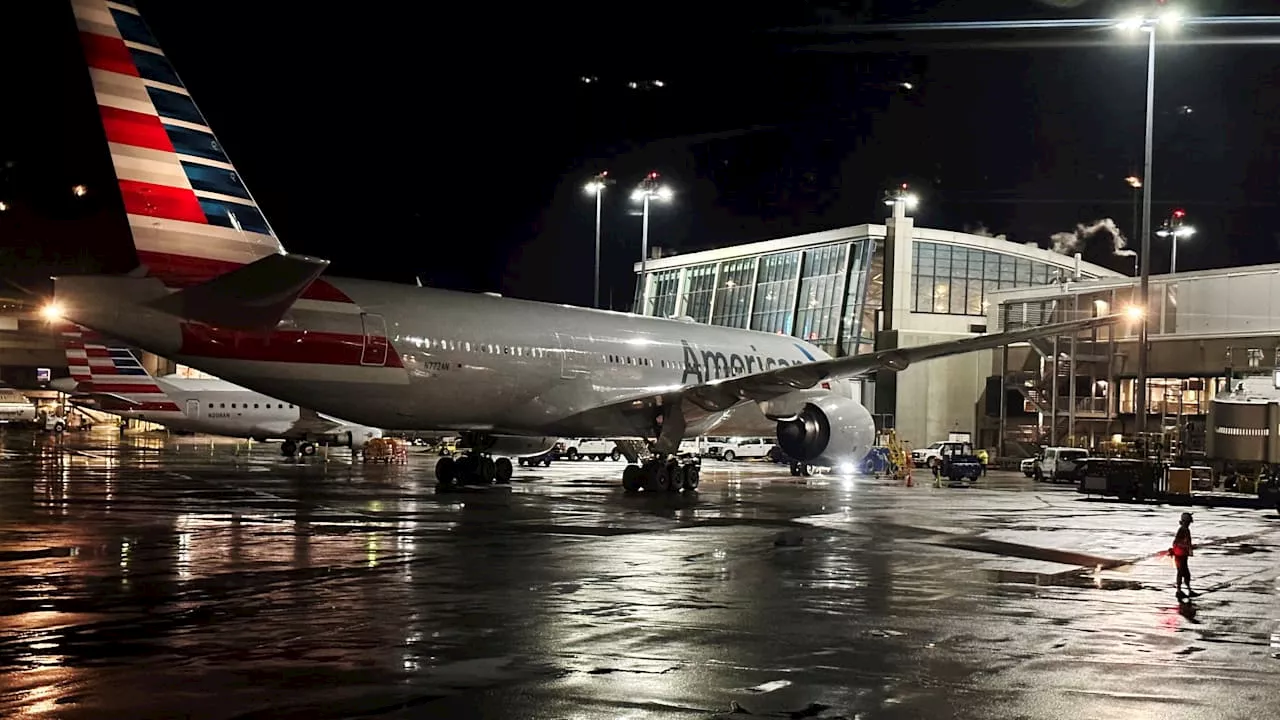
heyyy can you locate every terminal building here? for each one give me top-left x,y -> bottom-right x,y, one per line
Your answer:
631,203 -> 1122,450
988,263 -> 1280,459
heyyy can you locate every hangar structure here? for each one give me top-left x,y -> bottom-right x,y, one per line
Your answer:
631,203 -> 1121,449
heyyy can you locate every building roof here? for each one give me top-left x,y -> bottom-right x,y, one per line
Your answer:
634,223 -> 1123,277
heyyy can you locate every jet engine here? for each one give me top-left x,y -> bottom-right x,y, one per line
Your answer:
775,393 -> 876,469
346,427 -> 384,451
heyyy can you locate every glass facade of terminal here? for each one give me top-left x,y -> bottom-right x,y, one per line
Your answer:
634,238 -> 880,357
911,241 -> 1076,317
636,236 -> 1094,357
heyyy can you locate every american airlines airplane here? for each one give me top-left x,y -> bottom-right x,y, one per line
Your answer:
55,325 -> 383,456
51,0 -> 1121,491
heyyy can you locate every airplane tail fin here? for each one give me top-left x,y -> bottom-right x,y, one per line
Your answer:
69,0 -> 283,287
59,324 -> 97,386
67,0 -> 357,310
68,327 -> 180,412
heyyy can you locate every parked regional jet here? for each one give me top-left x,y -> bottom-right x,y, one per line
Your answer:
51,0 -> 1124,491
57,325 -> 382,456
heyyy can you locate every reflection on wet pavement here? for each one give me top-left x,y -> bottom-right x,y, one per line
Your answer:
0,427 -> 1277,719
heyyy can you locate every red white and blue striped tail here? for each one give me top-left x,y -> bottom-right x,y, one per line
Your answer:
59,323 -> 180,411
60,324 -> 97,385
70,0 -> 285,289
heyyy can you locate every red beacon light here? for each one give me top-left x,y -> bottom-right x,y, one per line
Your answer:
1173,208 -> 1187,219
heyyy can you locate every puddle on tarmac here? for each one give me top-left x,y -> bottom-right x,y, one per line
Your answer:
987,569 -> 1145,590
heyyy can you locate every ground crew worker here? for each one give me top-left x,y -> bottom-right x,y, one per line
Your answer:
1171,512 -> 1195,597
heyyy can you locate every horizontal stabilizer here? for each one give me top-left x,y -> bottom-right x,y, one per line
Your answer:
145,253 -> 330,331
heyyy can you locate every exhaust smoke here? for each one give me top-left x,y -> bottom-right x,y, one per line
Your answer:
1050,218 -> 1136,261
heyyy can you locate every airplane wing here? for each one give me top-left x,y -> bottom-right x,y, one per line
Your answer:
680,313 -> 1124,412
286,407 -> 352,437
565,313 -> 1124,438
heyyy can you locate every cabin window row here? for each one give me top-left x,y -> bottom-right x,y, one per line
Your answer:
404,336 -> 550,358
602,354 -> 655,367
214,403 -> 295,409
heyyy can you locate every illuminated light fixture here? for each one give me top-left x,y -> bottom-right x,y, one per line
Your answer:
72,184 -> 87,197
0,200 -> 8,212
1116,14 -> 1145,31
883,183 -> 919,210
40,302 -> 64,322
1125,175 -> 1142,189
584,170 -> 612,195
1124,305 -> 1145,321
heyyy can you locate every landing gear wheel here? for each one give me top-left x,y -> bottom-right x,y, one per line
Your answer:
300,442 -> 317,456
657,462 -> 678,491
790,462 -> 801,477
281,440 -> 297,457
453,455 -> 477,484
682,465 -> 700,491
668,464 -> 686,492
610,449 -> 622,462
518,458 -> 527,467
789,461 -> 813,477
495,457 -> 513,484
476,456 -> 496,485
622,464 -> 643,492
567,449 -> 579,461
435,456 -> 457,490
542,457 -> 552,467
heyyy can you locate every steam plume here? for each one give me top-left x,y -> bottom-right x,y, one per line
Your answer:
1050,218 -> 1136,258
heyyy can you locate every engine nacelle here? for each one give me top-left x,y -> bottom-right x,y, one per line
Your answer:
346,427 -> 384,451
775,393 -> 876,469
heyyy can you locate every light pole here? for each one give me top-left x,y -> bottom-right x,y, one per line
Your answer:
1156,208 -> 1195,274
631,172 -> 672,309
1118,4 -> 1182,436
1125,175 -> 1142,275
584,171 -> 614,309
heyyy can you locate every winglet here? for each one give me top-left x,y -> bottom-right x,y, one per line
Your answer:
144,253 -> 331,331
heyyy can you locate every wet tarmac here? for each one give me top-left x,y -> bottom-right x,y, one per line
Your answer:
1,427 -> 1278,719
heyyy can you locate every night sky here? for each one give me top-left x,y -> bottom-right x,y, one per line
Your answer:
4,0 -> 1280,307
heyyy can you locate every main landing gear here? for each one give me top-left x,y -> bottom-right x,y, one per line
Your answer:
281,440 -> 318,457
789,461 -> 814,477
434,433 -> 513,491
621,455 -> 701,493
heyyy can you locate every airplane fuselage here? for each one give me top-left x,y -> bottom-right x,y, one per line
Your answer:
59,275 -> 855,440
105,377 -> 308,439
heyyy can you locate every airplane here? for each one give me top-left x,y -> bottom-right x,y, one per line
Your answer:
50,0 -> 1124,491
55,325 -> 383,456
0,387 -> 38,424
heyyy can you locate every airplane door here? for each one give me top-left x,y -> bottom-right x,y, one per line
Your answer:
361,313 -> 389,366
185,399 -> 199,418
555,332 -> 590,380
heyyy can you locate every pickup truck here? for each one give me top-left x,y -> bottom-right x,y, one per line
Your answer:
555,438 -> 623,461
707,438 -> 776,462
